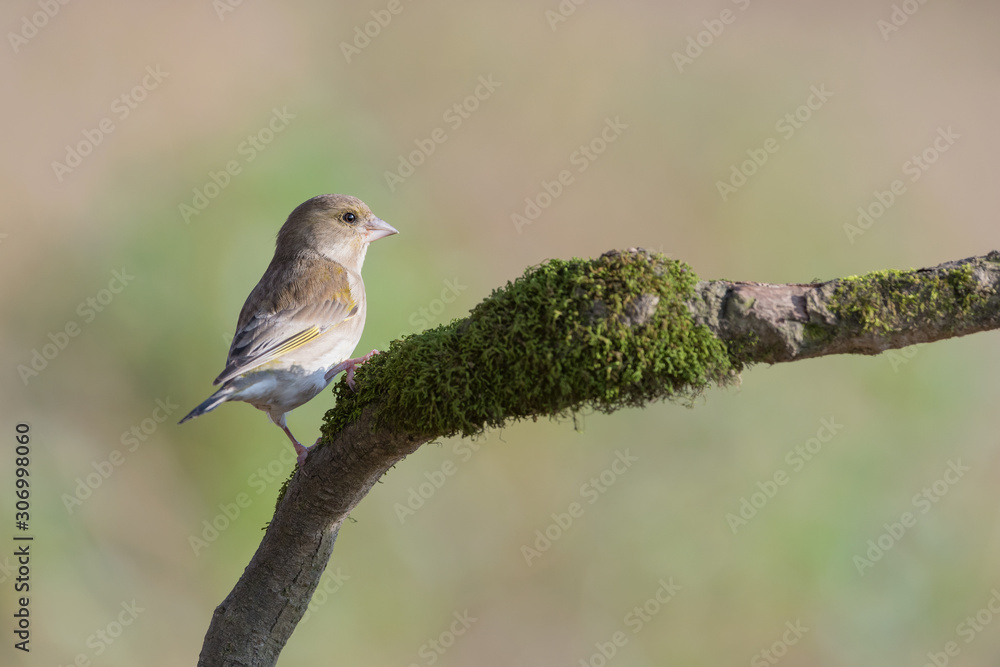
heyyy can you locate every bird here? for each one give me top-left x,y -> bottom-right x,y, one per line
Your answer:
179,194 -> 398,465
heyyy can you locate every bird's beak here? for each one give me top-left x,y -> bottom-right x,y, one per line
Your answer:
365,217 -> 399,242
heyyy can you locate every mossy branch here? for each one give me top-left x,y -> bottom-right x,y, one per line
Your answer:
198,249 -> 1000,667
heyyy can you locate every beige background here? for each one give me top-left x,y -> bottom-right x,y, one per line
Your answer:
3,1 -> 1000,665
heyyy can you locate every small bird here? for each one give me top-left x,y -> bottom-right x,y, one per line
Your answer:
179,194 -> 398,465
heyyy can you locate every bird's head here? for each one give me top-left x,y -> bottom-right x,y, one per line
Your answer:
276,194 -> 398,271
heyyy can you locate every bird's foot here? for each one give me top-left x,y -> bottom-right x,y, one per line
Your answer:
345,349 -> 380,391
325,349 -> 381,392
294,440 -> 311,467
279,421 -> 311,469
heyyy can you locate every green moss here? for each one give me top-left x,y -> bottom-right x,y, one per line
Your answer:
802,321 -> 835,344
320,251 -> 739,442
829,264 -> 990,334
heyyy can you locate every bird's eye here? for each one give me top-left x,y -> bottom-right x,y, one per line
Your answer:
342,212 -> 357,223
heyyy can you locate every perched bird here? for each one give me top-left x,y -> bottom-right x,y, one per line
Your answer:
179,194 -> 398,464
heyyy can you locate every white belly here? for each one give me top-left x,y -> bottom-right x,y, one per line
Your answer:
231,365 -> 333,417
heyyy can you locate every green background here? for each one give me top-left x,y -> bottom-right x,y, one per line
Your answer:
3,1 -> 1000,665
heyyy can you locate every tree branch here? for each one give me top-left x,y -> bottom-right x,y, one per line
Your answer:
198,249 -> 1000,666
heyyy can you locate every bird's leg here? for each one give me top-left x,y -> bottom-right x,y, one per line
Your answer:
278,422 -> 310,466
324,349 -> 381,391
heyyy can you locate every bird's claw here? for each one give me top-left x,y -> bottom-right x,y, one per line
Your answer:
345,349 -> 380,391
294,438 -> 324,471
293,440 -> 311,467
327,349 -> 381,392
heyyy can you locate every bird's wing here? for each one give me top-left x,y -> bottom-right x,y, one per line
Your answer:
213,257 -> 359,385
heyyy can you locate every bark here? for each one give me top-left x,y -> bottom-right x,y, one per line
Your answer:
198,250 -> 1000,666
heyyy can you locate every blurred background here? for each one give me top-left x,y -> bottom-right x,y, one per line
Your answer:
3,1 -> 1000,665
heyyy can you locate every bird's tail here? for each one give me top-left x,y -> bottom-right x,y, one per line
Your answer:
178,386 -> 235,424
